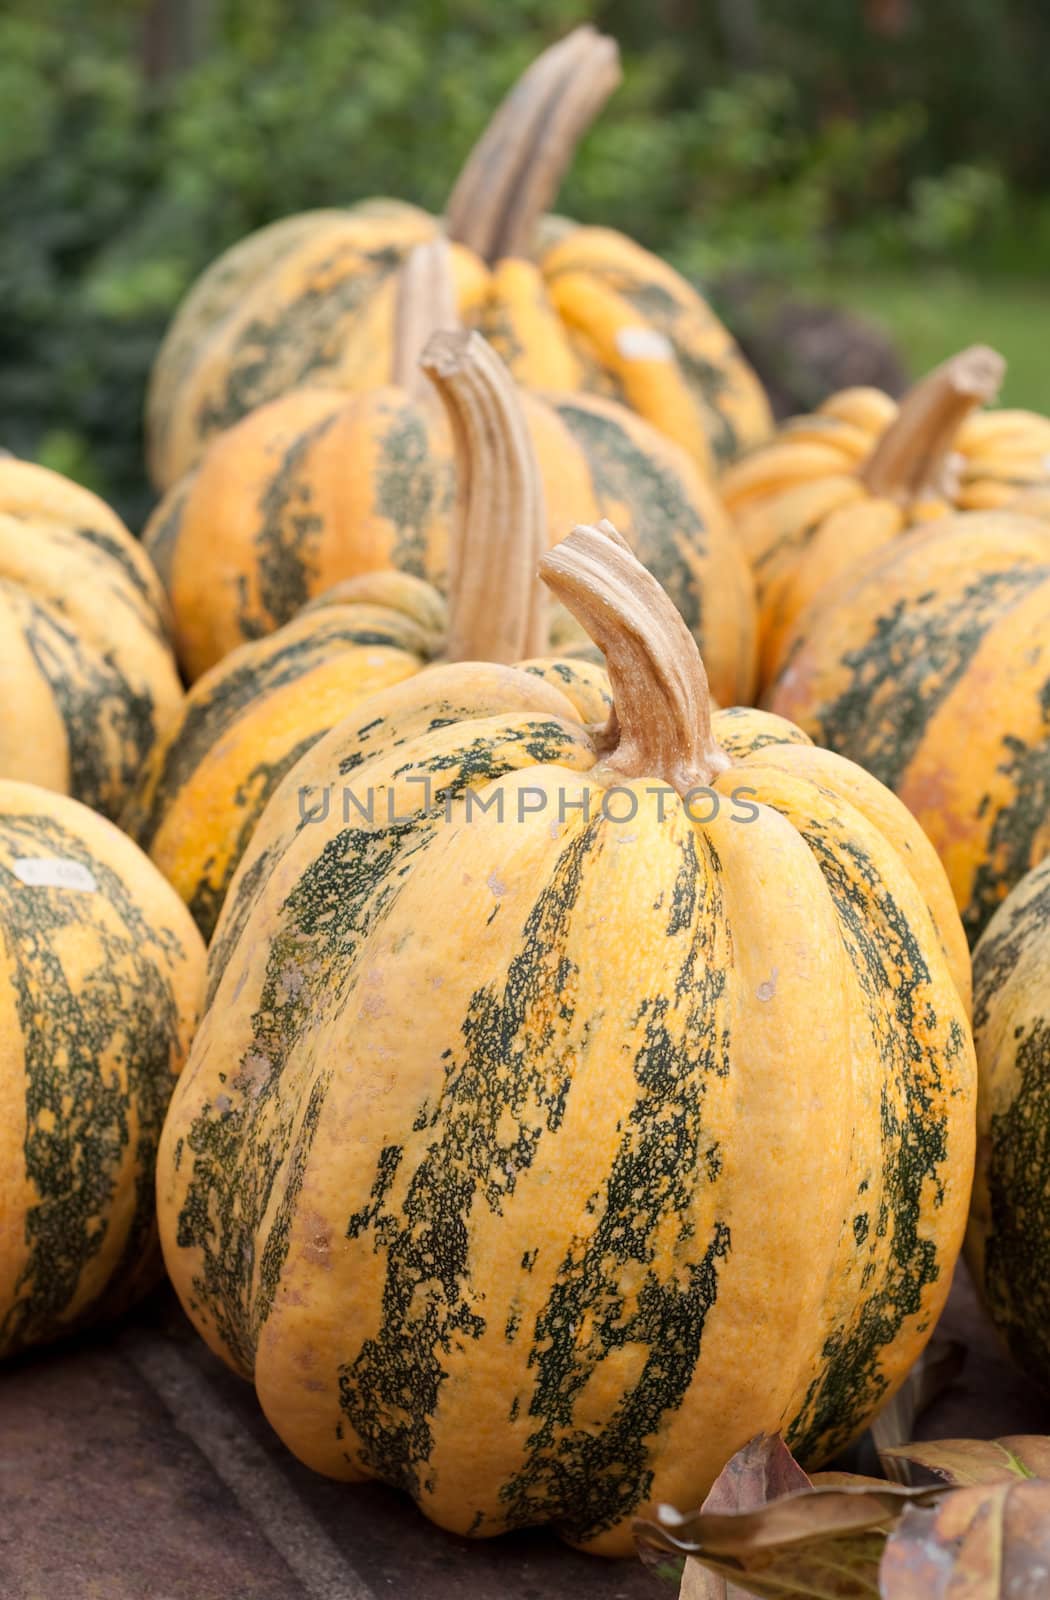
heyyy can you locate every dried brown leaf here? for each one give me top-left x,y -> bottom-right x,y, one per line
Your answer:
638,1484 -> 942,1563
681,1436 -> 813,1599
636,1476 -> 943,1600
675,1533 -> 886,1600
880,1479 -> 1050,1598
880,1436 -> 1050,1488
810,1473 -> 904,1490
870,1342 -> 966,1485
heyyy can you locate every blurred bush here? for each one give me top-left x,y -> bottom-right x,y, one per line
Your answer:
2,0 -> 1046,524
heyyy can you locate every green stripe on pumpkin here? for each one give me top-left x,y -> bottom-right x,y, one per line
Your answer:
0,812 -> 187,1356
804,563 -> 1050,795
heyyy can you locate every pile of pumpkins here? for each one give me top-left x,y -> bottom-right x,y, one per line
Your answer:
2,25 -> 1050,1558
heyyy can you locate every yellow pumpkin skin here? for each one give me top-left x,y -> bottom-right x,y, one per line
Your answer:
721,368 -> 1050,690
143,378 -> 756,695
0,459 -> 183,819
0,782 -> 206,1358
119,574 -> 443,941
146,204 -> 771,492
157,529 -> 974,1556
120,562 -> 611,943
128,338 -> 617,943
966,856 -> 1050,1385
767,511 -> 1050,945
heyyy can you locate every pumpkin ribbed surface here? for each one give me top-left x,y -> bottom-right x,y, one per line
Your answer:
0,782 -> 205,1357
768,510 -> 1050,945
158,525 -> 973,1555
143,339 -> 755,693
119,577 -> 441,939
147,211 -> 771,492
146,31 -> 770,490
0,459 -> 183,819
967,856 -> 1050,1385
720,354 -> 1050,689
126,334 -> 615,941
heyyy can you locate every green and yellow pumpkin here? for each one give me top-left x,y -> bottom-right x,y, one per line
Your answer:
720,348 -> 1050,687
124,329 -> 613,940
767,510 -> 1050,944
146,27 -> 771,491
158,520 -> 973,1555
967,855 -> 1050,1386
0,457 -> 183,819
144,255 -> 756,689
0,782 -> 205,1358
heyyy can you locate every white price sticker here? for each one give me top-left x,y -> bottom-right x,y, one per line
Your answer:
12,858 -> 98,893
615,327 -> 674,362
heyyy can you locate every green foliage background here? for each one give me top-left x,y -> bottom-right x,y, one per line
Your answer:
3,0 -> 1049,525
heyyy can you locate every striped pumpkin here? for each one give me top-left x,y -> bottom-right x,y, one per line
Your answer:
0,457 -> 183,819
124,330 -> 613,940
146,27 -> 771,492
0,782 -> 205,1358
143,262 -> 756,692
767,510 -> 1050,945
967,856 -> 1050,1386
720,348 -> 1050,688
158,521 -> 974,1555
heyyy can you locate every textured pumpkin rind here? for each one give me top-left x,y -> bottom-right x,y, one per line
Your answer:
146,208 -> 771,491
538,225 -> 773,470
724,390 -> 1050,695
0,461 -> 183,818
143,384 -> 456,681
146,206 -> 440,491
157,664 -> 973,1554
120,596 -> 437,940
144,378 -> 756,697
0,783 -> 206,1357
966,857 -> 1050,1386
768,513 -> 1050,945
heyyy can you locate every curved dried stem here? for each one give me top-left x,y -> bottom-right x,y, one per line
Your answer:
859,345 -> 1005,502
420,329 -> 548,663
445,26 -> 621,265
392,238 -> 461,398
540,520 -> 730,795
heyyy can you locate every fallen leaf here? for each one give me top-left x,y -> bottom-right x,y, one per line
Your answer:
636,1473 -> 943,1600
880,1479 -> 1050,1597
676,1531 -> 886,1599
879,1436 -> 1050,1488
870,1342 -> 966,1485
681,1435 -> 813,1599
811,1473 -> 906,1490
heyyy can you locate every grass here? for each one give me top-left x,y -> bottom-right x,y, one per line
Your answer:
802,270 -> 1050,411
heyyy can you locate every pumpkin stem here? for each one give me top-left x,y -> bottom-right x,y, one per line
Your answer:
540,520 -> 731,795
858,345 -> 1005,502
445,26 -> 621,265
420,329 -> 548,664
392,239 -> 461,398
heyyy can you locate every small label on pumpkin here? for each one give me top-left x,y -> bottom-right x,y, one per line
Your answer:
12,857 -> 98,893
615,327 -> 674,362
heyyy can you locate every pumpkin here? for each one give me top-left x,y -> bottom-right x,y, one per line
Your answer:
143,241 -> 757,690
720,346 -> 1050,687
124,329 -> 614,940
0,457 -> 183,819
767,509 -> 1050,945
967,855 -> 1050,1386
0,781 -> 205,1358
145,26 -> 771,492
157,518 -> 973,1556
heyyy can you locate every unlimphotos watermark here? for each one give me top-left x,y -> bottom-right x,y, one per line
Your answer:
297,779 -> 761,829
